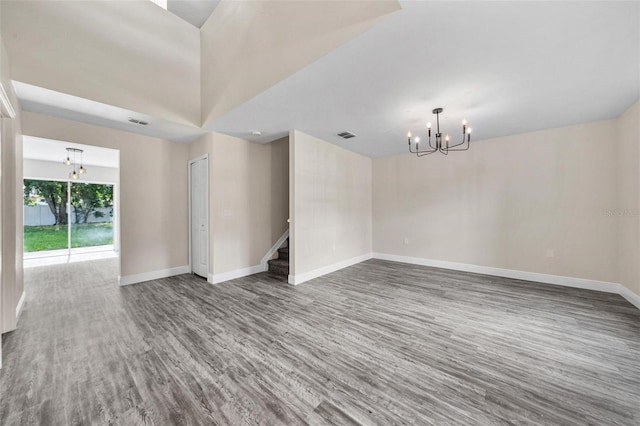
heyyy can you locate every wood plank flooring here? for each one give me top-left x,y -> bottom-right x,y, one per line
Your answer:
1,258 -> 639,425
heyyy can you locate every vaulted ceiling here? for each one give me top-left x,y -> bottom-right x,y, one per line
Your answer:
3,1 -> 639,158
210,1 -> 640,157
167,0 -> 220,28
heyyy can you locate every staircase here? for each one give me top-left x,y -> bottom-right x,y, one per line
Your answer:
267,239 -> 289,279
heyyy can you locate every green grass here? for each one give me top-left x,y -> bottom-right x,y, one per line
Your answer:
24,223 -> 113,252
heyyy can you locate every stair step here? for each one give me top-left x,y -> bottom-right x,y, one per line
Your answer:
268,258 -> 289,277
277,247 -> 289,261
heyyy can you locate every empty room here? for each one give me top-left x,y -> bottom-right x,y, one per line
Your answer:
0,1 -> 639,425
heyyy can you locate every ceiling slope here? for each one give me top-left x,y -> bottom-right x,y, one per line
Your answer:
200,0 -> 401,127
168,0 -> 220,28
1,0 -> 200,126
14,81 -> 206,143
210,1 -> 640,157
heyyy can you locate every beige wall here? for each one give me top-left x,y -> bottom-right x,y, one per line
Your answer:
187,133 -> 289,278
1,0 -> 200,126
210,134 -> 289,276
290,130 -> 372,279
200,0 -> 399,126
617,100 -> 640,297
269,136 -> 290,245
20,111 -> 189,278
373,120 -> 619,284
1,27 -> 24,335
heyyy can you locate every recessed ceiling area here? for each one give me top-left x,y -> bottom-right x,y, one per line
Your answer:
167,0 -> 219,28
209,1 -> 640,158
23,136 -> 120,169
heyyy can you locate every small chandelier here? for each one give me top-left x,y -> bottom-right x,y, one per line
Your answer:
407,108 -> 472,157
63,147 -> 87,180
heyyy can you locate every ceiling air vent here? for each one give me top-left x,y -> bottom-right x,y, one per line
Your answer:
338,131 -> 356,139
128,118 -> 149,126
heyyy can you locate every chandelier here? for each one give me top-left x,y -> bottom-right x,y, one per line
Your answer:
63,147 -> 87,180
407,108 -> 472,156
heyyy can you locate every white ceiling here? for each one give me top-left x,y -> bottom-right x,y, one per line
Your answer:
210,1 -> 640,157
168,0 -> 219,28
14,81 -> 207,143
12,2 -> 640,157
23,136 -> 120,169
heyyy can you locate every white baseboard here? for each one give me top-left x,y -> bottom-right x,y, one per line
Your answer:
618,285 -> 640,310
288,253 -> 373,286
372,253 -> 640,311
15,291 -> 26,319
372,253 -> 620,293
119,265 -> 190,286
210,264 -> 263,284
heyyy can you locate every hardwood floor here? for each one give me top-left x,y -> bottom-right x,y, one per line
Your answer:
1,258 -> 639,425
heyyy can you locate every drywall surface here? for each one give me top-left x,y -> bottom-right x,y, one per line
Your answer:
0,28 -> 24,334
290,130 -> 372,278
21,111 -> 189,278
200,0 -> 399,126
210,133 -> 289,275
617,100 -> 640,297
1,0 -> 200,126
373,119 -> 618,284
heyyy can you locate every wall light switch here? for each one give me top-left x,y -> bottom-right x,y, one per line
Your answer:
404,238 -> 409,245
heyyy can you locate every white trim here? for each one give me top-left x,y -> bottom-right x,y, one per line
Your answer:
15,291 -> 26,319
619,285 -> 640,310
372,253 -> 619,293
209,265 -> 263,284
118,265 -> 190,286
372,253 -> 640,311
0,83 -> 16,118
260,229 -> 290,271
288,253 -> 373,285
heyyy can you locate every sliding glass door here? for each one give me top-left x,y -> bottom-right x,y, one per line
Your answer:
24,179 -> 69,253
70,182 -> 114,250
24,179 -> 114,255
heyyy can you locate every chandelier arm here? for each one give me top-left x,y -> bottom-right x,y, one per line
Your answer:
409,138 -> 438,155
447,140 -> 470,151
417,148 -> 438,157
404,108 -> 473,157
408,139 -> 421,154
415,146 -> 437,155
428,135 -> 437,150
409,144 -> 433,154
447,145 -> 470,152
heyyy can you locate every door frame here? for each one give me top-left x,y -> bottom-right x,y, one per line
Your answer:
0,82 -> 17,368
188,154 -> 210,279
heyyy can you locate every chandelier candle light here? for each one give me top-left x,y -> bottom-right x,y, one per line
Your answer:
63,147 -> 87,180
407,108 -> 472,157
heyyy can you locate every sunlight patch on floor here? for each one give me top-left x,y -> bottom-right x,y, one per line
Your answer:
24,245 -> 118,268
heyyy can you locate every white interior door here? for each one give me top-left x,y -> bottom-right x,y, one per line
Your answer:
190,157 -> 209,278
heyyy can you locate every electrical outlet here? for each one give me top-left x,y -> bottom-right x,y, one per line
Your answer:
404,237 -> 409,245
546,248 -> 555,258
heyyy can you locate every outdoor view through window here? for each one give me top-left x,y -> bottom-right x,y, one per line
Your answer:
24,180 -> 114,253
